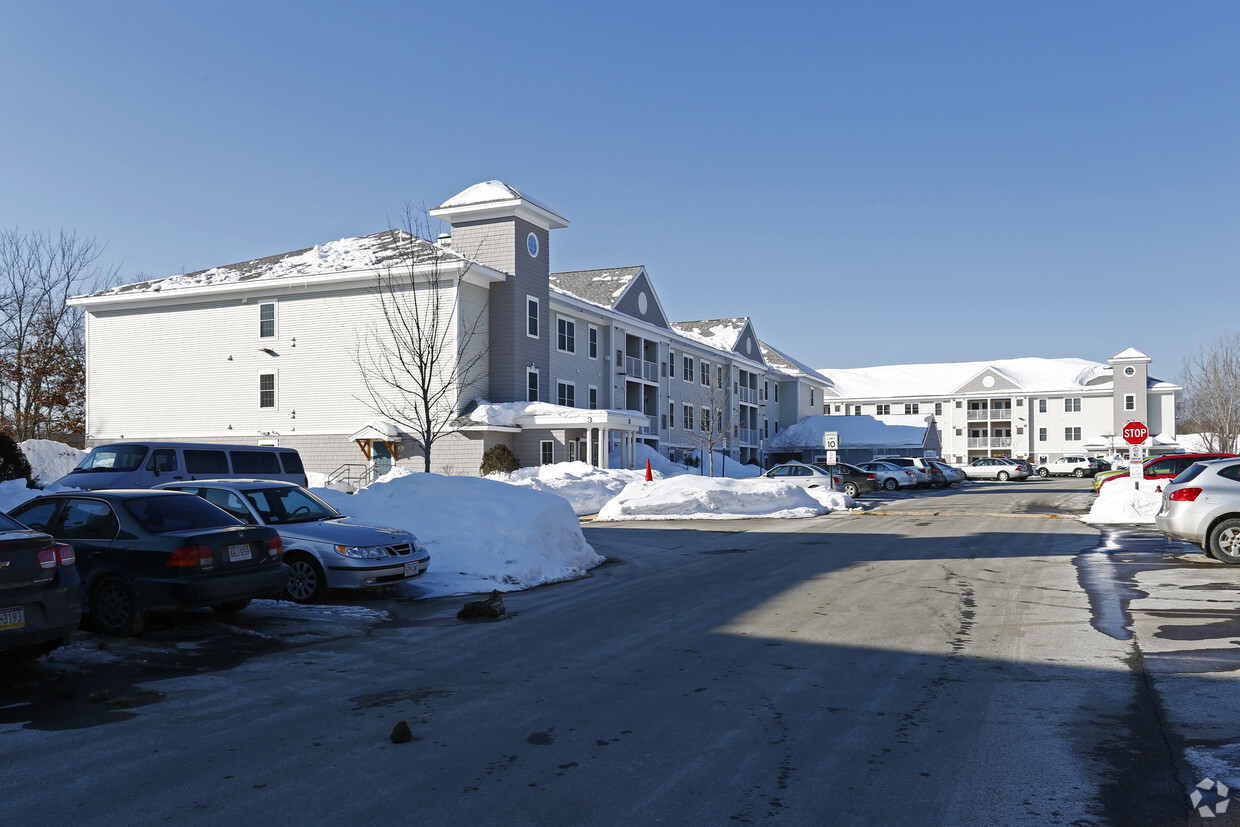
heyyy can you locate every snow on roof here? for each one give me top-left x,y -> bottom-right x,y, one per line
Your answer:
770,415 -> 931,450
437,180 -> 558,216
818,357 -> 1120,398
465,400 -> 599,427
351,420 -> 402,441
760,341 -> 832,385
671,318 -> 748,352
550,267 -> 644,309
85,230 -> 457,297
1112,347 -> 1151,361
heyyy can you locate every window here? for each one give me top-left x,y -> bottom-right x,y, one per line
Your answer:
700,407 -> 710,431
669,405 -> 675,428
145,449 -> 178,473
876,404 -> 891,415
904,403 -> 919,415
669,351 -> 676,378
774,385 -> 779,403
1065,427 -> 1082,441
184,450 -> 229,475
934,402 -> 942,416
540,441 -> 554,465
588,325 -> 598,359
683,404 -> 694,431
259,372 -> 276,408
557,381 -> 576,407
717,366 -> 724,389
527,369 -> 539,402
683,355 -> 693,380
259,302 -> 276,338
853,405 -> 861,416
588,386 -> 598,409
1039,428 -> 1047,442
557,317 -> 576,353
699,361 -> 709,385
230,451 -> 280,474
1125,394 -> 1135,411
526,297 -> 539,338
1065,397 -> 1081,412
811,390 -> 816,407
1038,398 -> 1047,413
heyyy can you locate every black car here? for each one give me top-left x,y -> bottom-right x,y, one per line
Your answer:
816,463 -> 882,498
0,509 -> 82,660
9,490 -> 288,636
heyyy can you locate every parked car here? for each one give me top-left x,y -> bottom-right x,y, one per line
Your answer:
8,490 -> 288,636
1095,453 -> 1236,493
156,480 -> 429,603
962,457 -> 1029,481
815,463 -> 881,498
762,462 -> 835,490
929,460 -> 967,486
53,442 -> 309,490
0,510 -> 81,661
1008,459 -> 1037,477
1037,456 -> 1103,478
856,461 -> 918,491
1156,458 -> 1240,563
873,456 -> 933,487
1093,457 -> 1113,473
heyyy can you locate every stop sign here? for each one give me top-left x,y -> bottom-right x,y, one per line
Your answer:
1123,421 -> 1148,445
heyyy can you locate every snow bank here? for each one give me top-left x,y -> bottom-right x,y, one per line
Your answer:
19,439 -> 85,486
0,478 -> 40,513
1081,477 -> 1162,525
595,476 -> 852,521
489,461 -> 654,516
313,471 -> 602,597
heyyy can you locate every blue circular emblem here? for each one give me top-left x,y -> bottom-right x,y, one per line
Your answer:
527,232 -> 539,258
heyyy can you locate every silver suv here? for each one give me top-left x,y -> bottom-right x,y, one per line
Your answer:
1037,456 -> 1103,478
156,480 -> 429,603
1156,458 -> 1240,563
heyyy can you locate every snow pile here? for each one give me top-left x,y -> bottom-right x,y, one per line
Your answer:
490,461 -> 655,516
1081,477 -> 1162,525
313,471 -> 602,597
595,475 -> 853,521
19,439 -> 85,486
0,478 -> 40,513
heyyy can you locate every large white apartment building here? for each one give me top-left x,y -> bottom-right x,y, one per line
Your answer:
817,349 -> 1181,466
69,181 -> 833,479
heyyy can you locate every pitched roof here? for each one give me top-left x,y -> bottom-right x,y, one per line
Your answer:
83,230 -> 459,298
760,341 -> 833,385
550,267 -> 645,309
671,318 -> 749,352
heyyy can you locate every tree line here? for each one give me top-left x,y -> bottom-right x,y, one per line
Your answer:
0,229 -> 116,446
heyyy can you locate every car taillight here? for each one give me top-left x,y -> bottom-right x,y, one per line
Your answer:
37,547 -> 56,570
54,543 -> 75,567
866,474 -> 877,480
268,536 -> 283,558
1169,488 -> 1202,502
169,544 -> 214,567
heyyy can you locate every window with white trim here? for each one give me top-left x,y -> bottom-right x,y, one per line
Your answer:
259,372 -> 277,409
527,369 -> 539,402
854,405 -> 861,416
934,402 -> 943,416
904,403 -> 919,415
540,441 -> 554,465
1038,398 -> 1047,413
526,297 -> 539,338
700,407 -> 709,431
683,404 -> 694,431
1124,394 -> 1135,411
1065,426 -> 1082,441
876,404 -> 891,415
588,385 -> 598,409
683,355 -> 693,380
699,360 -> 709,386
587,325 -> 598,359
557,317 -> 576,353
557,381 -> 575,407
669,351 -> 676,378
1038,428 -> 1047,442
1064,397 -> 1081,412
259,302 -> 277,339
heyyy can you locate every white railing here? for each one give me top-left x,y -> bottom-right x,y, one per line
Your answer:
643,360 -> 659,381
966,410 -> 990,421
624,356 -> 641,376
740,428 -> 758,444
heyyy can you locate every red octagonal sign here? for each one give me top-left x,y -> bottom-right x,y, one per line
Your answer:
1123,421 -> 1148,445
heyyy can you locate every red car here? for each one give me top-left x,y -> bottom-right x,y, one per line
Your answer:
1095,452 -> 1237,493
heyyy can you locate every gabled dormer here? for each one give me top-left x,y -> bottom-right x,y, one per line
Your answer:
954,366 -> 1021,395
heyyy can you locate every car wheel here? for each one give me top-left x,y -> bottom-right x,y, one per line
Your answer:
91,575 -> 148,637
212,598 -> 252,615
997,471 -> 1010,481
1073,468 -> 1085,478
843,482 -> 859,498
284,553 -> 328,603
883,477 -> 898,491
1038,468 -> 1049,478
1208,519 -> 1240,564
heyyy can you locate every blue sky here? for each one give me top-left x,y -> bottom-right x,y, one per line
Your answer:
3,2 -> 1237,382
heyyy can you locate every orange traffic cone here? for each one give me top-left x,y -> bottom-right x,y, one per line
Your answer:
645,459 -> 653,481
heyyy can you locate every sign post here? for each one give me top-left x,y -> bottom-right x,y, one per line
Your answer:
1123,421 -> 1148,482
823,431 -> 840,490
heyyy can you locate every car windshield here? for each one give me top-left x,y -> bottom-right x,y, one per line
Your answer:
125,494 -> 243,533
73,444 -> 148,473
243,487 -> 340,524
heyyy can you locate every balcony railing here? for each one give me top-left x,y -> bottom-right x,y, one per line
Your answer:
623,356 -> 659,381
738,387 -> 758,404
740,428 -> 758,445
967,437 -> 1012,449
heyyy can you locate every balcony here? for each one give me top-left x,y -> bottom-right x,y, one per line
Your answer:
623,356 -> 659,382
740,428 -> 758,445
967,437 -> 1012,449
738,387 -> 758,404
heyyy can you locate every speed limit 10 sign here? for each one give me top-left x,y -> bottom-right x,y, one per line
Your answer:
1123,422 -> 1148,445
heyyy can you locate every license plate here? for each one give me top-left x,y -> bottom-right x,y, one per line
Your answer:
403,562 -> 421,577
0,606 -> 24,630
228,543 -> 252,562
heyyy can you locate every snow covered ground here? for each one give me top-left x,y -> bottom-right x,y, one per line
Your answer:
1082,476 -> 1163,525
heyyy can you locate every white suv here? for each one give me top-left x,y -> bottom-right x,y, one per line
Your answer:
1037,456 -> 1102,478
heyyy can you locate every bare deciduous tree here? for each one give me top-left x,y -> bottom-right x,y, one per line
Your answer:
681,374 -> 734,476
0,229 -> 116,444
353,205 -> 489,473
1180,333 -> 1240,453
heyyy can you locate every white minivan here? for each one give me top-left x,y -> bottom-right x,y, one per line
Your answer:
53,442 -> 309,490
